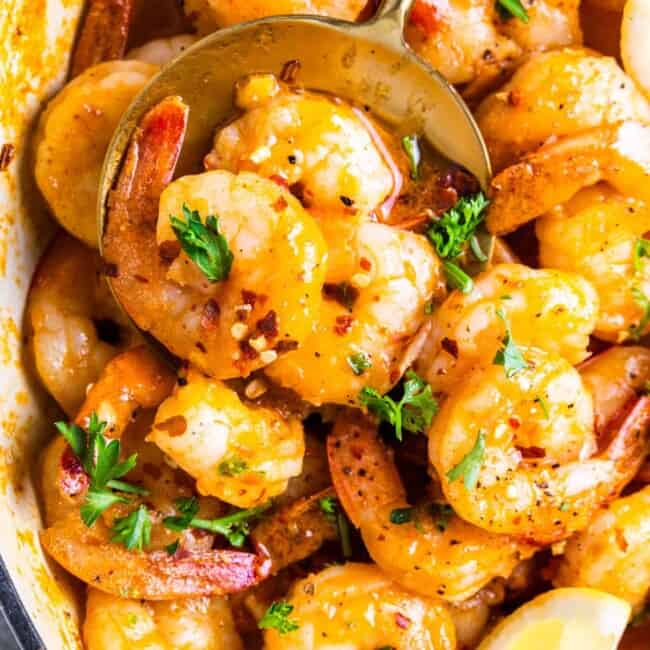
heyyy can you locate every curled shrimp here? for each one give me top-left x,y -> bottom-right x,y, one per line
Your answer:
486,120 -> 650,235
147,371 -> 305,508
263,563 -> 456,650
553,485 -> 650,614
265,221 -> 443,405
83,588 -> 243,650
206,75 -> 398,220
26,233 -> 141,416
475,48 -> 650,171
536,185 -> 650,342
414,263 -> 598,396
103,97 -> 328,379
430,347 -> 650,544
328,413 -> 536,602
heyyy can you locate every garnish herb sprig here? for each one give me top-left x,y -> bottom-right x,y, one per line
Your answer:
493,309 -> 527,377
496,0 -> 529,22
258,601 -> 299,634
318,496 -> 352,558
446,431 -> 486,491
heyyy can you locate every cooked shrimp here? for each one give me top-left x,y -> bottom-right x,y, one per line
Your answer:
414,263 -> 598,396
263,563 -> 456,650
126,34 -> 199,65
553,485 -> 650,614
34,60 -> 157,246
183,0 -> 368,33
26,233 -> 140,416
84,588 -> 243,650
475,48 -> 650,170
206,76 -> 398,220
328,413 -> 536,602
103,97 -> 328,378
487,121 -> 650,235
536,184 -> 650,342
430,348 -> 650,544
148,371 -> 305,508
404,0 -> 580,91
265,221 -> 442,405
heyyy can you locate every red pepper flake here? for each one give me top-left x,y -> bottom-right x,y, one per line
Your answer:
256,310 -> 279,338
334,315 -> 354,336
241,290 -> 258,307
272,195 -> 288,212
269,174 -> 289,188
517,445 -> 546,459
359,257 -> 372,271
0,143 -> 15,171
280,59 -> 301,83
289,181 -> 313,208
276,339 -> 299,352
134,274 -> 149,284
438,164 -> 480,198
441,337 -> 459,359
159,240 -> 181,263
239,340 -> 260,360
508,90 -> 523,107
60,446 -> 89,496
200,299 -> 221,330
155,415 -> 187,438
389,369 -> 401,383
508,417 -> 521,429
395,613 -> 411,629
196,341 -> 207,353
408,0 -> 442,34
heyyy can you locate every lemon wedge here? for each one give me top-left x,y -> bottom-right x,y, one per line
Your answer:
478,588 -> 630,650
622,0 -> 650,99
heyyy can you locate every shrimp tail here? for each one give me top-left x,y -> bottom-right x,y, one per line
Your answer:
70,0 -> 134,78
41,513 -> 271,600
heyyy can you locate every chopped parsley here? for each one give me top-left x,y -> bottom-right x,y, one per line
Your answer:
496,0 -> 529,22
559,502 -> 570,512
634,238 -> 650,273
111,504 -> 152,551
165,539 -> 180,555
389,503 -> 453,532
493,309 -> 527,377
629,286 -> 650,341
424,301 -> 435,315
389,507 -> 413,525
163,500 -> 271,548
318,496 -> 352,558
358,370 -> 438,441
258,601 -> 299,634
347,351 -> 372,376
430,503 -> 454,532
443,260 -> 473,294
535,395 -> 550,419
401,135 -> 421,181
446,431 -> 486,491
218,456 -> 248,477
170,204 -> 233,283
428,192 -> 489,260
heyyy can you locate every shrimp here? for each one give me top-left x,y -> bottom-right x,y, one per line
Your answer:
328,413 -> 537,602
83,588 -> 243,650
414,263 -> 598,396
404,0 -> 580,92
263,563 -> 456,650
553,485 -> 650,614
475,48 -> 650,171
26,233 -> 140,416
536,184 -> 650,342
103,97 -> 328,379
183,0 -> 369,33
430,347 -> 650,544
147,371 -> 305,508
126,34 -> 199,66
206,76 -> 398,220
33,60 -> 158,246
265,221 -> 443,405
486,120 -> 650,235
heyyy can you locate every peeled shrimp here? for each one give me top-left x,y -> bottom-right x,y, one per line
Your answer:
475,48 -> 650,171
536,184 -> 650,342
553,485 -> 650,614
206,76 -> 397,220
404,0 -> 580,92
26,233 -> 140,416
430,347 -> 650,544
263,563 -> 456,650
84,588 -> 243,650
148,371 -> 305,508
104,97 -> 328,378
266,221 -> 442,405
487,121 -> 650,235
414,263 -> 598,396
328,413 -> 536,602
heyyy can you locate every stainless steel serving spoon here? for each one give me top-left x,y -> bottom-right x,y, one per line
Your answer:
98,0 -> 492,355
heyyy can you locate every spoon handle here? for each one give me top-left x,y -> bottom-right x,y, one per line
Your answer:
360,0 -> 414,49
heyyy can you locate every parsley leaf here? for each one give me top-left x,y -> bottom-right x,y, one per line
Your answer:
493,309 -> 527,378
535,395 -> 550,419
401,135 -> 421,181
218,457 -> 248,477
634,238 -> 650,273
318,496 -> 352,558
359,370 -> 438,441
165,539 -> 180,555
446,431 -> 486,490
318,496 -> 339,521
258,601 -> 299,635
430,503 -> 454,532
111,504 -> 152,551
81,489 -> 128,527
389,507 -> 413,524
630,286 -> 650,341
170,204 -> 233,283
347,351 -> 372,376
496,0 -> 529,22
163,497 -> 200,532
428,192 -> 489,260
443,261 -> 474,294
